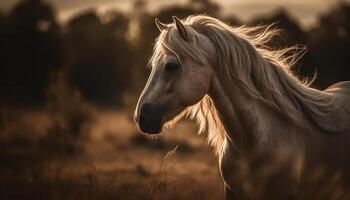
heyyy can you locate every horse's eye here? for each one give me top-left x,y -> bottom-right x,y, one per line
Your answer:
165,63 -> 180,71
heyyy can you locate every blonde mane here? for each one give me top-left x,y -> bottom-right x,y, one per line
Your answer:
151,15 -> 342,155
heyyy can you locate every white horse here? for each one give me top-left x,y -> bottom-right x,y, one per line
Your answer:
134,15 -> 350,199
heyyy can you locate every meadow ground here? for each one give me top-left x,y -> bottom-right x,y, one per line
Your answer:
0,108 -> 224,200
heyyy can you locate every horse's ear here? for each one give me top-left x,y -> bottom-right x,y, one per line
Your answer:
172,16 -> 187,40
155,18 -> 168,32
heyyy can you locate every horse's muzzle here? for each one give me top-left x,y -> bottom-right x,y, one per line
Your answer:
135,103 -> 163,134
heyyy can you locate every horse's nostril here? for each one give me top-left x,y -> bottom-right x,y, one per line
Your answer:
139,114 -> 147,127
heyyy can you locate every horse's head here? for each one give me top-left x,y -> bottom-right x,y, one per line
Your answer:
134,16 -> 215,134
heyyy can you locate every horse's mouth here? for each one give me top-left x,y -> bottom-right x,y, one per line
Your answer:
137,116 -> 163,135
139,125 -> 163,134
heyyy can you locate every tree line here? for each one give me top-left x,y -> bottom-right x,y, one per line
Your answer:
0,0 -> 349,107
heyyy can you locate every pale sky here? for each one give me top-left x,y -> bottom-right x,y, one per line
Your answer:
0,0 -> 349,29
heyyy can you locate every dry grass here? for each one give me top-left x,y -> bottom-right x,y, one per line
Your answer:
1,107 -> 349,199
0,107 -> 223,200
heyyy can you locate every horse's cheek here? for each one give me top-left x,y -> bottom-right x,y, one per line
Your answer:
178,69 -> 209,105
178,80 -> 203,105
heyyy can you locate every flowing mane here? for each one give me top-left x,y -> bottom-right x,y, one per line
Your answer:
151,15 -> 343,154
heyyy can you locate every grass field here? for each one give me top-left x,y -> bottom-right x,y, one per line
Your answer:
0,108 -> 224,200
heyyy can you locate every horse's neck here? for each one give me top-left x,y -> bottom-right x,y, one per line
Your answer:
208,73 -> 257,150
208,72 -> 300,152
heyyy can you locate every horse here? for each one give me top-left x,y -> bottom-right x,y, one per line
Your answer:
134,15 -> 350,199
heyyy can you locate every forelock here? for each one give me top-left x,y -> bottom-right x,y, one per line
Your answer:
150,23 -> 213,69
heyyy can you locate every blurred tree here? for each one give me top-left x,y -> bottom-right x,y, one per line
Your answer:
223,15 -> 242,27
308,4 -> 350,89
0,10 -> 7,74
0,10 -> 5,26
190,0 -> 220,17
65,10 -> 133,107
250,10 -> 317,86
0,0 -> 348,108
0,0 -> 62,105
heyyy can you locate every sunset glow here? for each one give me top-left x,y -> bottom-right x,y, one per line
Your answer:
0,0 -> 345,28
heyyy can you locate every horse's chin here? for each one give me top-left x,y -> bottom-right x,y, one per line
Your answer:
139,123 -> 164,135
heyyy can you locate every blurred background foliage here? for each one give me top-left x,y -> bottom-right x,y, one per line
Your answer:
0,0 -> 349,108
